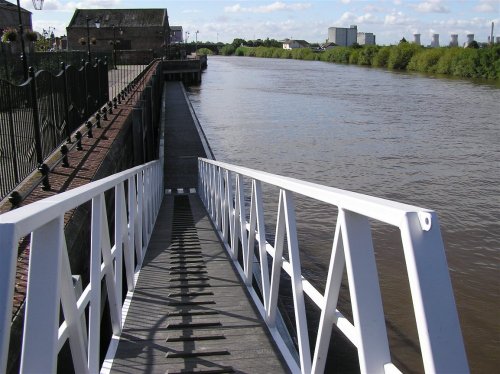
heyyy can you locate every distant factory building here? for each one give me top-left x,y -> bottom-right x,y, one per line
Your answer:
328,25 -> 376,46
328,25 -> 358,46
357,32 -> 375,45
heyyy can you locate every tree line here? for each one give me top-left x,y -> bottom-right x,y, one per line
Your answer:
199,38 -> 500,80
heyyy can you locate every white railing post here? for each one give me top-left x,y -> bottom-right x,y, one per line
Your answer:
340,208 -> 391,373
225,170 -> 234,247
115,183 -> 125,324
400,212 -> 469,373
0,225 -> 18,374
100,199 -> 121,336
282,190 -> 312,374
249,179 -> 270,310
137,170 -> 144,265
267,189 -> 286,326
88,195 -> 103,373
60,244 -> 88,374
21,217 -> 64,373
221,170 -> 229,241
312,218 -> 345,374
215,166 -> 222,229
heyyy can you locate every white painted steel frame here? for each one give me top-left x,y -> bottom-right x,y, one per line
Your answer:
0,160 -> 163,374
198,158 -> 469,374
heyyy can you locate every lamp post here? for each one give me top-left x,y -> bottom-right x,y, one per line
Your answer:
15,0 -> 28,80
86,16 -> 100,62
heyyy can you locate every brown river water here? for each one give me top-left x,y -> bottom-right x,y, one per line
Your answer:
186,56 -> 499,373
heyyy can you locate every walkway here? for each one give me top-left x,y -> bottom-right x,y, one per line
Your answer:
108,82 -> 288,373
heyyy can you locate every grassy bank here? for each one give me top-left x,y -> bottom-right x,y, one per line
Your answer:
228,44 -> 500,80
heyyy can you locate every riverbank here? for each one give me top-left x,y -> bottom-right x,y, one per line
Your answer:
227,44 -> 500,80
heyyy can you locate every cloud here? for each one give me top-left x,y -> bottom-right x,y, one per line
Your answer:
338,11 -> 379,25
384,10 -> 414,25
224,2 -> 311,14
340,0 -> 351,4
414,0 -> 450,13
364,4 -> 385,13
474,0 -> 499,13
22,0 -> 122,11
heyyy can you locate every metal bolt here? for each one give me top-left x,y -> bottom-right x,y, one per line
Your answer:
8,191 -> 22,208
108,101 -> 113,114
113,97 -> 118,108
75,131 -> 83,150
95,113 -> 101,128
38,163 -> 51,191
60,144 -> 69,167
86,121 -> 93,138
102,107 -> 108,121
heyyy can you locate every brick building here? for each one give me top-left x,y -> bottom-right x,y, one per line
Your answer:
66,8 -> 169,56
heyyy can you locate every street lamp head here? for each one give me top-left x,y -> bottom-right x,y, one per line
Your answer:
95,19 -> 101,28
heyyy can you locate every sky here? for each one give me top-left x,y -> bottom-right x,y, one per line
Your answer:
20,0 -> 500,45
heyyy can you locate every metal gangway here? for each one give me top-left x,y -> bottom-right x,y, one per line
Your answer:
0,156 -> 469,373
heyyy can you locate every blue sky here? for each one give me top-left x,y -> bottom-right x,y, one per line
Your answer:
22,0 -> 500,45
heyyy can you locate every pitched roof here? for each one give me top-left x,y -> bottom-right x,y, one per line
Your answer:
68,8 -> 168,28
0,0 -> 31,14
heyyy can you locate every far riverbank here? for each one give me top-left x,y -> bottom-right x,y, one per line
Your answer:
210,44 -> 500,80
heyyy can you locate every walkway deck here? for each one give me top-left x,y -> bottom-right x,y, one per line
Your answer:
108,82 -> 288,373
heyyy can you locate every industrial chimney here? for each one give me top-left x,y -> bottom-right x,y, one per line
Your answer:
431,34 -> 440,47
450,34 -> 458,47
413,33 -> 421,45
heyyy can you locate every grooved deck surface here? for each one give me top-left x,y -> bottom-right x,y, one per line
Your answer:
163,81 -> 207,189
109,194 -> 289,373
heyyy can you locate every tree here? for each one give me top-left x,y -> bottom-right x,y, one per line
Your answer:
231,38 -> 246,49
399,37 -> 408,44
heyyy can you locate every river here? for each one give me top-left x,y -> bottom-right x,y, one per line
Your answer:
186,56 -> 499,373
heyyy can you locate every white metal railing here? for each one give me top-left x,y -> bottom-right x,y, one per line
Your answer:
198,158 -> 469,374
0,160 -> 163,374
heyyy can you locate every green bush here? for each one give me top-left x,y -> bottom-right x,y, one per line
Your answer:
220,44 -> 235,55
373,47 -> 391,67
407,48 -> 445,73
358,45 -> 379,65
196,48 -> 213,56
349,49 -> 360,64
388,43 -> 421,69
450,48 -> 479,77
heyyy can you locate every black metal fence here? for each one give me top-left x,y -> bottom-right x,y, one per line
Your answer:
132,61 -> 163,165
0,59 -> 109,200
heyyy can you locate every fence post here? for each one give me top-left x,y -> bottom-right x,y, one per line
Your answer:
96,58 -> 102,106
61,62 -> 71,143
5,83 -> 20,183
29,67 -> 44,165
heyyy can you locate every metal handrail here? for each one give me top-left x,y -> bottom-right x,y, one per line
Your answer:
0,160 -> 164,373
198,157 -> 469,374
